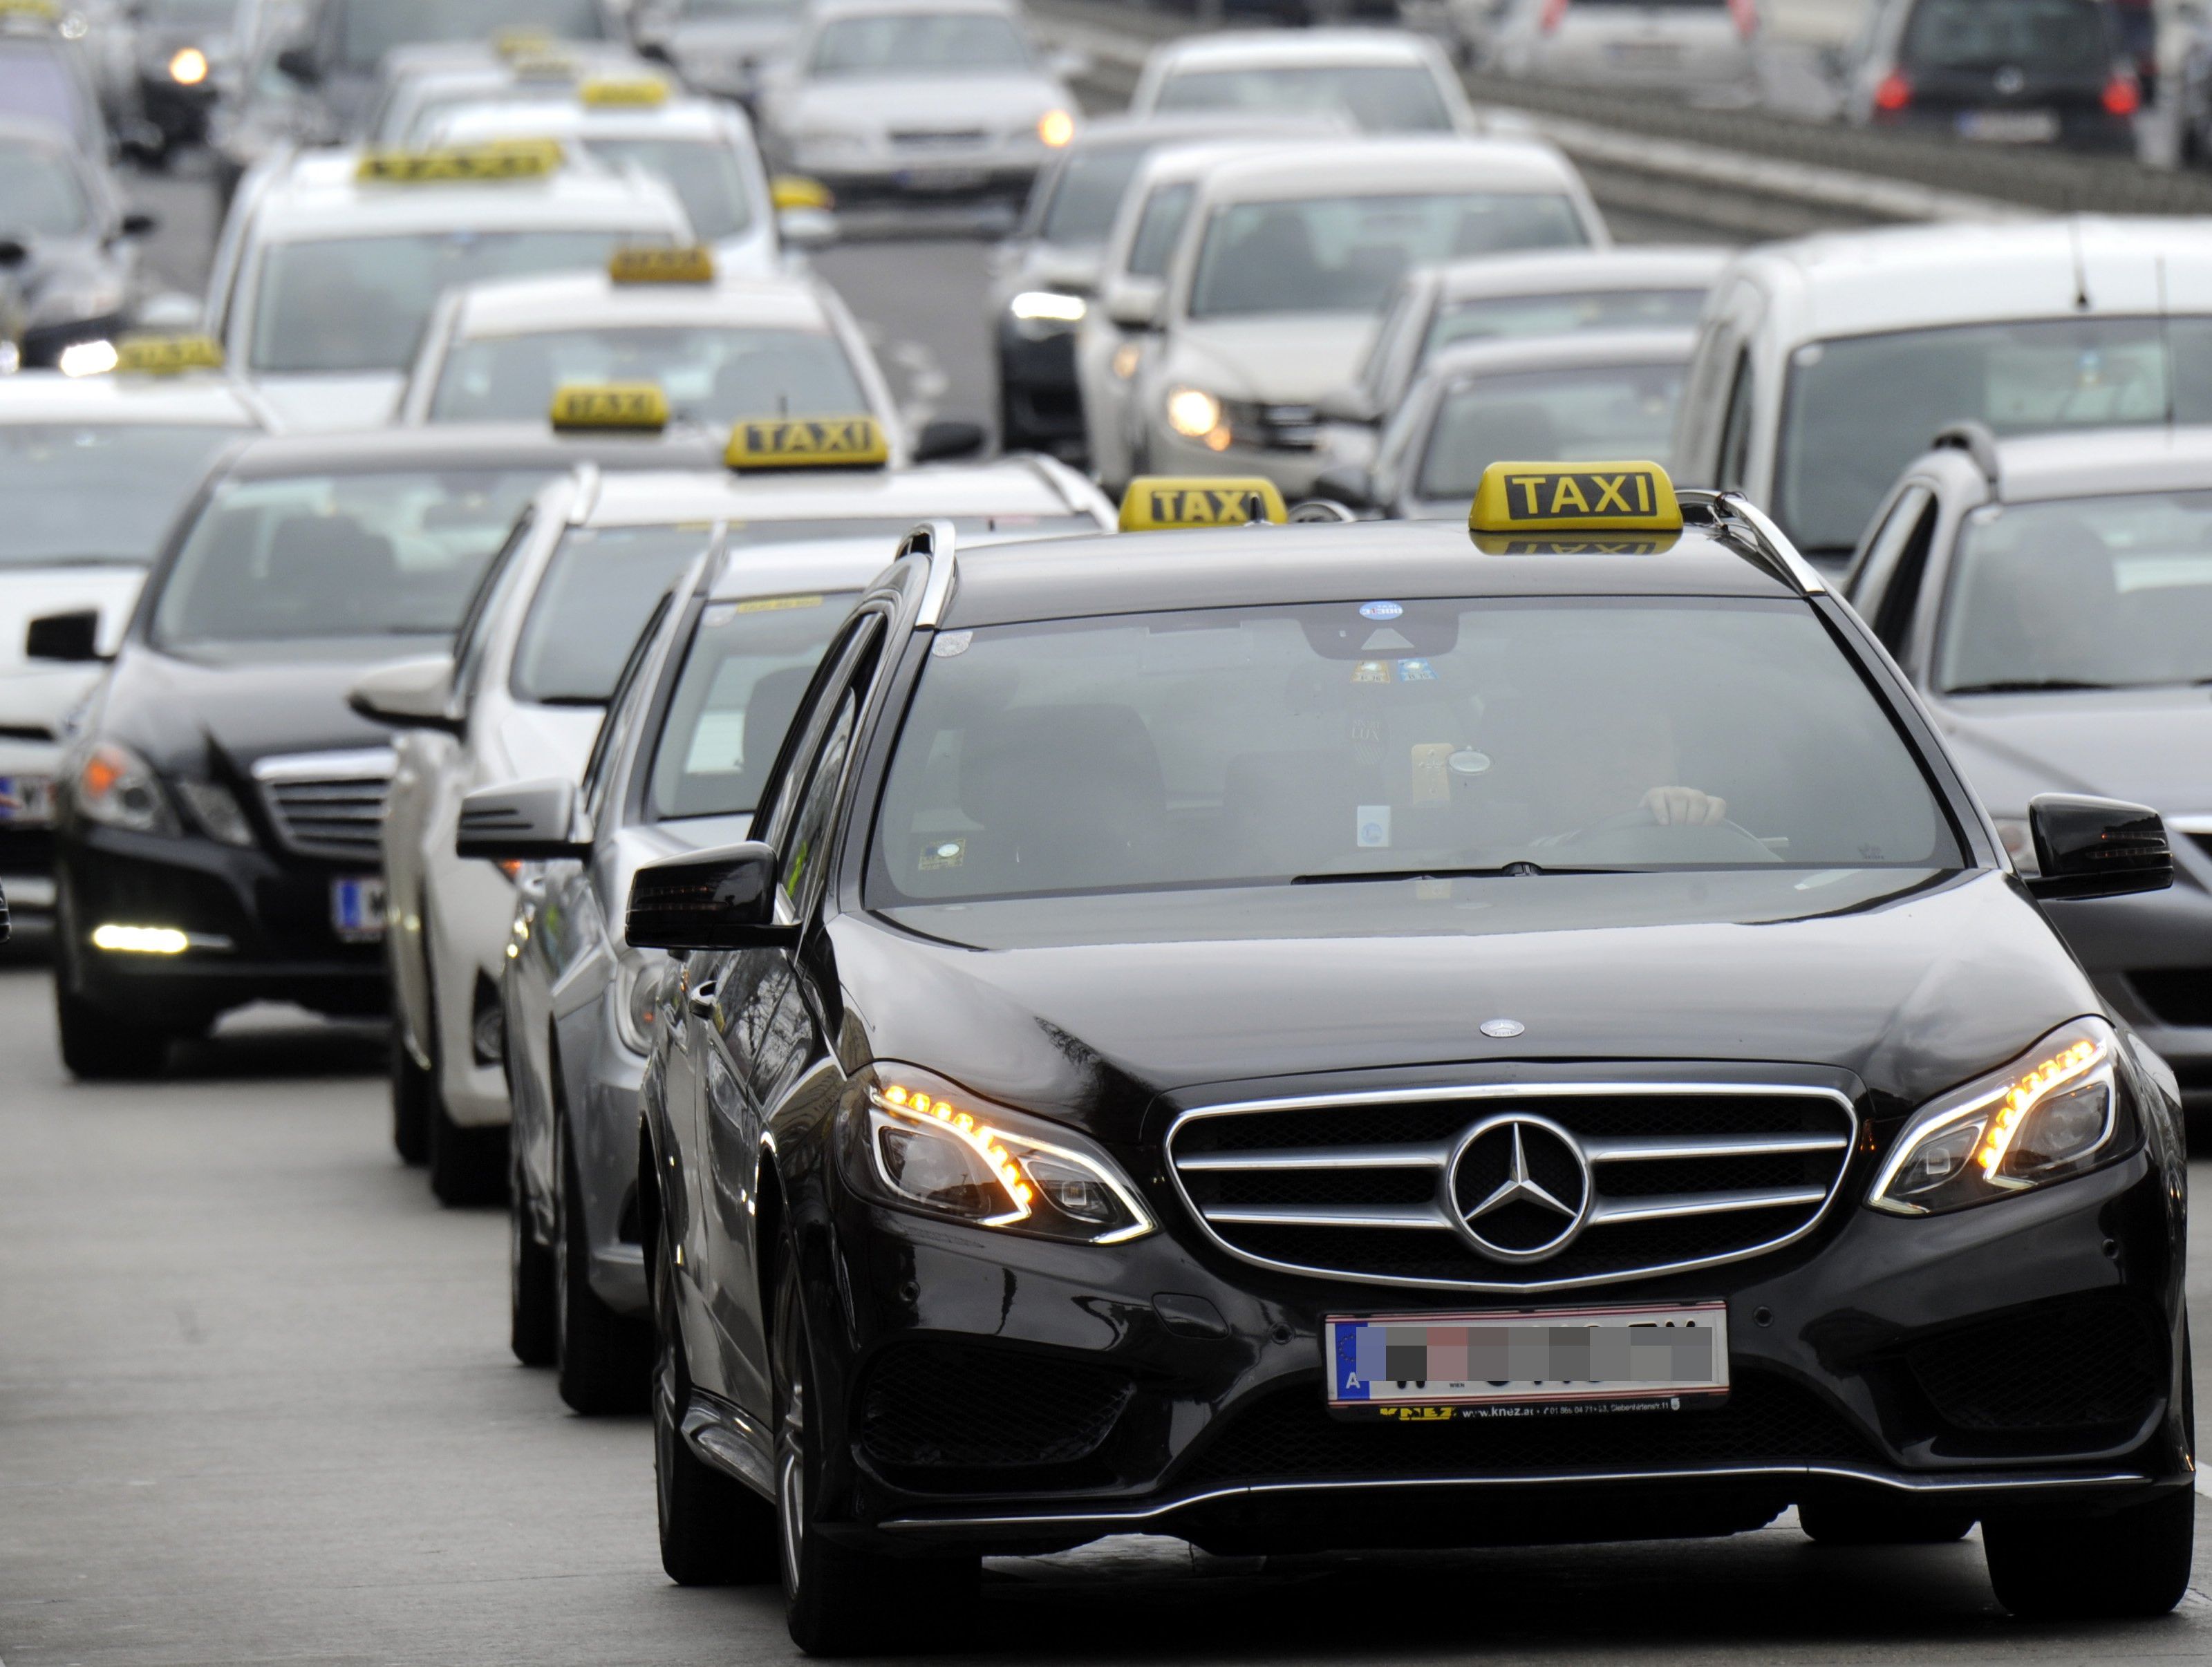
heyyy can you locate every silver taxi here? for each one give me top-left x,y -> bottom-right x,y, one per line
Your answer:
1125,28 -> 1481,134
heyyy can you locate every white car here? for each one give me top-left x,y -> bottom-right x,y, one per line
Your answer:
205,140 -> 693,431
0,363 -> 265,919
758,0 -> 1080,204
422,87 -> 787,277
631,0 -> 805,105
395,266 -> 903,443
1125,28 -> 1482,134
360,434 -> 1114,1203
365,44 -> 662,149
1672,216 -> 2212,574
1484,0 -> 1759,98
1123,137 -> 1610,497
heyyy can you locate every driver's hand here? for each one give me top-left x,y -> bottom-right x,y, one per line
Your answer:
1641,786 -> 1727,827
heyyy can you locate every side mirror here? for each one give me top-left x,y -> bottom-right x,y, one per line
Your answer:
626,840 -> 796,952
456,778 -> 590,862
1104,277 -> 1163,332
347,655 -> 460,733
117,210 -> 158,239
2025,794 -> 2172,901
913,417 -> 987,462
26,609 -> 104,663
1310,465 -> 1376,510
776,205 -> 838,249
276,44 -> 320,85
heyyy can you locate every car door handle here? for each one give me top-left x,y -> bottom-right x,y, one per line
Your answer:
687,980 -> 719,1017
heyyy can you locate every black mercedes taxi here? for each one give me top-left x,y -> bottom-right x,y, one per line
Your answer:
622,462 -> 2191,1654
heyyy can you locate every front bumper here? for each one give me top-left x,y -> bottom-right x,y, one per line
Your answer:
785,1141 -> 2185,1558
995,320 -> 1083,457
139,73 -> 218,144
579,999 -> 649,1315
793,142 -> 1045,203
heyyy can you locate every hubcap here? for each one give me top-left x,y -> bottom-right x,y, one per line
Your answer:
776,1306 -> 807,1595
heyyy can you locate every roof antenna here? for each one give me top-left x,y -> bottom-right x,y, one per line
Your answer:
2069,217 -> 2091,312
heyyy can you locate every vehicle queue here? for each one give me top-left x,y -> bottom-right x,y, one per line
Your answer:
0,0 -> 2206,1657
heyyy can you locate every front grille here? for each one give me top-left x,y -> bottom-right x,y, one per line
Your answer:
2130,968 -> 2212,1029
1180,1370 -> 1872,1486
252,748 -> 395,862
1167,1083 -> 1856,1292
856,1342 -> 1134,1470
1906,1293 -> 2161,1433
889,128 -> 987,149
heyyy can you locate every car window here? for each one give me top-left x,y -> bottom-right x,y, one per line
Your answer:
0,43 -> 87,142
1037,142 -> 1150,247
1716,348 -> 1754,493
337,0 -> 609,69
431,326 -> 867,426
1125,180 -> 1194,280
581,138 -> 754,243
1937,491 -> 2212,693
1416,362 -> 1686,502
1154,65 -> 1454,133
583,592 -> 675,826
0,424 -> 249,566
1426,289 -> 1709,358
509,525 -> 713,703
1846,483 -> 1933,644
808,12 -> 1030,76
1902,0 -> 2107,72
451,508 -> 537,704
870,596 -> 1959,905
1189,193 -> 1589,319
0,138 -> 88,236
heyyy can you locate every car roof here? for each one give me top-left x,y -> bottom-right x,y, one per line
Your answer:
216,422 -> 726,480
447,272 -> 832,337
1197,137 -> 1581,202
0,113 -> 80,153
1434,245 -> 1730,302
0,371 -> 263,426
246,147 -> 688,241
432,95 -> 744,144
707,534 -> 915,602
1972,424 -> 2212,502
1125,134 -> 1327,189
1153,28 -> 1443,70
939,518 -> 1799,630
1420,326 -> 1699,384
585,458 -> 1111,530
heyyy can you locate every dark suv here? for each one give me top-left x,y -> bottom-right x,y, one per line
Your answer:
1846,0 -> 2140,152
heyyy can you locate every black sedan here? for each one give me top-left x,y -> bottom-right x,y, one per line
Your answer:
0,117 -> 158,370
624,464 -> 2191,1652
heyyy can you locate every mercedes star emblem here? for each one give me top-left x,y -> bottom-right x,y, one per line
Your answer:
1481,1017 -> 1525,1038
1447,1113 -> 1594,1263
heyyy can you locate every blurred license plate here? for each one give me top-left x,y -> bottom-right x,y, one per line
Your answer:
0,775 -> 54,826
898,167 -> 988,191
331,876 -> 384,943
1327,1302 -> 1727,1418
1609,40 -> 1682,62
1957,109 -> 2057,142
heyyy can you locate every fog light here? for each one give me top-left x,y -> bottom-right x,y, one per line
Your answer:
91,924 -> 189,954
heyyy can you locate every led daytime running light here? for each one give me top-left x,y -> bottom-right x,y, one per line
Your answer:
1976,1037 -> 2102,1178
874,1083 -> 1034,1221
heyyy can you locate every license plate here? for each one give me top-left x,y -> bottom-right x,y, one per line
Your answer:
0,775 -> 54,826
331,876 -> 385,943
1957,109 -> 2057,142
1326,1302 -> 1728,1418
897,167 -> 989,192
1609,40 -> 1682,62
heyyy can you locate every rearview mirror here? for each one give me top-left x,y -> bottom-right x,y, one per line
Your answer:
456,779 -> 590,862
117,211 -> 158,239
2026,794 -> 2172,901
348,655 -> 460,733
0,238 -> 28,268
276,44 -> 320,85
26,609 -> 104,663
913,417 -> 986,462
626,841 -> 796,952
1104,278 -> 1163,332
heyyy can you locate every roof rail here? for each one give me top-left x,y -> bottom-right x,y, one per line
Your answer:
1931,421 -> 2001,486
1684,489 -> 1826,596
904,519 -> 959,627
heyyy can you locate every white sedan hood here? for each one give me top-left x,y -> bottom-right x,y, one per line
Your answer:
250,373 -> 406,433
1166,314 -> 1378,406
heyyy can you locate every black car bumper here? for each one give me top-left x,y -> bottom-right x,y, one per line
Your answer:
789,1146 -> 2185,1558
20,312 -> 126,372
995,321 -> 1084,459
139,74 -> 218,145
56,824 -> 384,1028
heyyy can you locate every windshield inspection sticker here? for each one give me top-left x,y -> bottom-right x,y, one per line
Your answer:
931,630 -> 973,658
1398,658 -> 1436,682
1412,744 -> 1454,804
1360,601 -> 1404,621
919,839 -> 966,872
1358,806 -> 1393,849
1353,660 -> 1391,685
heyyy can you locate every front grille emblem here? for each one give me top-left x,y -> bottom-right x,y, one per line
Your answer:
1449,1113 -> 1593,1263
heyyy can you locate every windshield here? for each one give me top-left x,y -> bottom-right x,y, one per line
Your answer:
1037,143 -> 1148,247
338,0 -> 609,68
809,12 -> 1029,75
583,137 -> 753,242
250,230 -> 668,374
1416,362 -> 1686,502
1902,0 -> 2108,71
1125,180 -> 1194,279
869,596 -> 1956,905
648,590 -> 858,817
142,0 -> 238,23
430,326 -> 866,424
0,140 -> 86,237
1189,194 -> 1589,319
511,525 -> 709,701
682,0 -> 799,12
0,43 -> 86,140
1155,65 -> 1454,133
152,469 -> 546,649
1427,288 -> 1708,357
1938,492 -> 2212,693
0,425 -> 246,567
1775,317 -> 2212,555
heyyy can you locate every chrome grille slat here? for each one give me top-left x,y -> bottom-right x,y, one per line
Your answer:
1176,1143 -> 1450,1173
1582,1132 -> 1850,1162
1200,1203 -> 1455,1230
1588,1185 -> 1832,1226
251,747 -> 395,862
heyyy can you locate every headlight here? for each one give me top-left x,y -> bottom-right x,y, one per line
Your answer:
1036,107 -> 1076,148
1166,385 -> 1228,446
612,951 -> 662,1056
849,1066 -> 1153,1244
70,740 -> 178,836
174,779 -> 254,847
1868,1016 -> 2130,1216
1010,290 -> 1085,323
169,46 -> 210,85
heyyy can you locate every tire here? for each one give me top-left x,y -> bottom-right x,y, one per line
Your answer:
556,1129 -> 650,1414
1985,1488 -> 2195,1619
429,1098 -> 507,1207
509,1145 -> 556,1368
651,1212 -> 775,1585
774,1247 -> 977,1655
1799,1498 -> 1975,1545
391,1026 -> 431,1165
55,977 -> 169,1080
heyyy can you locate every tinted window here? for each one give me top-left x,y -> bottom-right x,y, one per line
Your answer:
1155,65 -> 1453,133
1416,361 -> 1685,501
509,526 -> 709,702
152,469 -> 546,648
583,137 -> 753,242
1902,0 -> 2108,71
870,596 -> 1956,904
1126,180 -> 1194,279
1426,288 -> 1708,357
429,326 -> 866,424
1190,194 -> 1588,319
338,0 -> 608,69
1938,491 -> 2212,693
809,13 -> 1029,75
142,0 -> 238,21
0,424 -> 248,566
1038,143 -> 1149,247
780,686 -> 859,906
649,592 -> 856,818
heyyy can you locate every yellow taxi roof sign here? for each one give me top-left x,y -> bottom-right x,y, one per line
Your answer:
609,244 -> 715,285
771,176 -> 835,213
111,333 -> 225,375
581,75 -> 668,106
0,0 -> 59,21
509,52 -> 581,82
355,140 -> 563,185
551,383 -> 669,433
1469,460 -> 1683,536
1119,476 -> 1287,532
726,416 -> 889,471
492,26 -> 557,57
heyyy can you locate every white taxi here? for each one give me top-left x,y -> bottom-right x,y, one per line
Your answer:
1125,28 -> 1482,135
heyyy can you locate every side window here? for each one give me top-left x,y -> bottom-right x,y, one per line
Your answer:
581,596 -> 672,828
776,690 -> 859,915
1869,496 -> 1941,661
1845,482 -> 1931,603
758,616 -> 886,911
1716,350 -> 1756,494
451,510 -> 536,706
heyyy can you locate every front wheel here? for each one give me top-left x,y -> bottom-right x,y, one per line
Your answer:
1984,1488 -> 2194,1619
555,1131 -> 650,1413
391,1028 -> 431,1165
508,1147 -> 556,1367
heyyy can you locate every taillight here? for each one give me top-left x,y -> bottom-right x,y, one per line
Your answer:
1540,0 -> 1569,32
1873,71 -> 1911,111
2103,73 -> 2141,115
1727,0 -> 1758,39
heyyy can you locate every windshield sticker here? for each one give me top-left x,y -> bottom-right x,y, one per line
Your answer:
1353,660 -> 1391,684
1357,805 -> 1392,849
932,630 -> 973,659
1360,601 -> 1403,621
1398,658 -> 1436,682
919,839 -> 966,872
1412,744 -> 1454,804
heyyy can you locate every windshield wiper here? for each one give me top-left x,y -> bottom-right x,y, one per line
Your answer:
1944,679 -> 2118,695
1292,862 -> 1629,885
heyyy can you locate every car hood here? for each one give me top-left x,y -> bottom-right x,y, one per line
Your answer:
786,72 -> 1066,134
247,373 -> 405,433
841,865 -> 2096,1141
93,642 -> 400,778
1933,688 -> 2212,821
672,17 -> 796,56
1165,314 -> 1378,406
483,702 -> 601,786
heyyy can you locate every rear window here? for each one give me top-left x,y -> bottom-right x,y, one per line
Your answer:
1427,289 -> 1707,356
1902,0 -> 2108,70
1155,65 -> 1453,133
0,42 -> 86,140
1416,361 -> 1686,502
429,326 -> 867,426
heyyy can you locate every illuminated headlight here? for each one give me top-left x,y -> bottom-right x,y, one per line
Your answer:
1036,107 -> 1076,148
1868,1016 -> 2129,1215
69,740 -> 178,836
850,1069 -> 1153,1244
1165,385 -> 1230,450
169,46 -> 210,85
57,339 -> 118,379
1011,290 -> 1085,323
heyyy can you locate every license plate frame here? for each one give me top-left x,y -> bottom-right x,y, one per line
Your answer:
1956,109 -> 2058,143
1325,1301 -> 1729,1419
330,875 -> 386,943
0,774 -> 55,827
